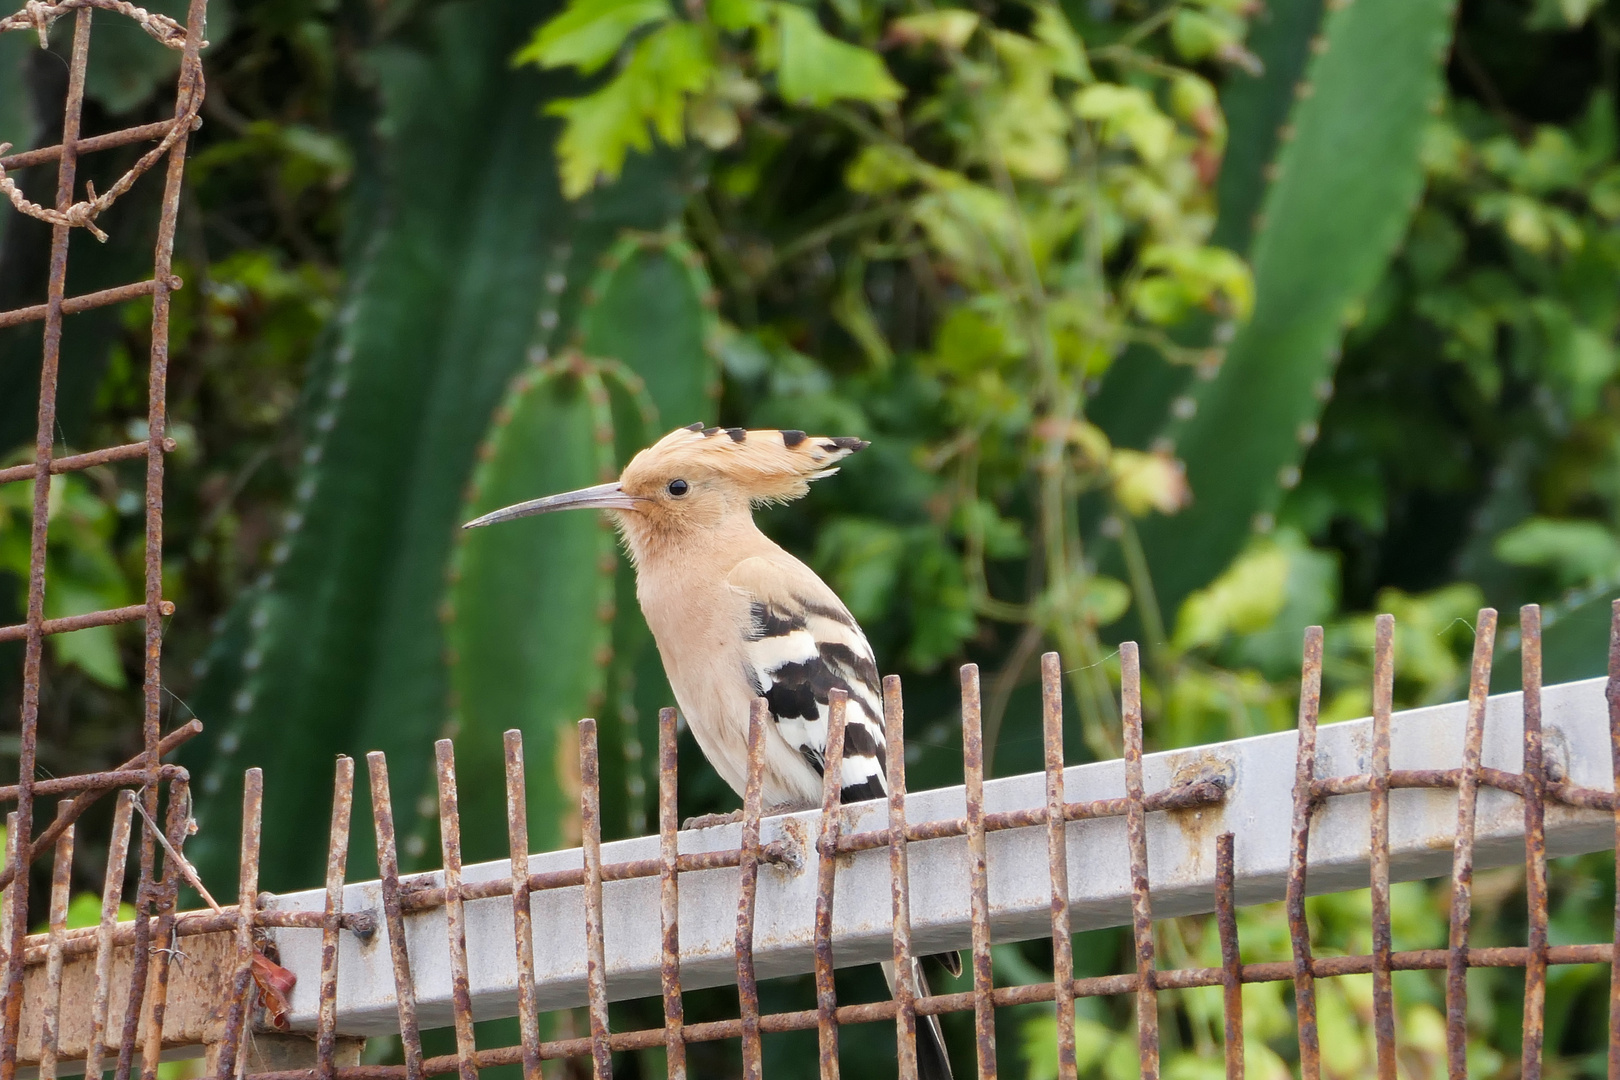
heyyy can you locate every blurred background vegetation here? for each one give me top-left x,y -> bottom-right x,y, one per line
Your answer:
4,0 -> 1620,1073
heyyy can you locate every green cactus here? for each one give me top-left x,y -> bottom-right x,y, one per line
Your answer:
444,361 -> 620,861
1211,0 -> 1327,256
1131,0 -> 1459,618
182,0 -> 687,890
442,237 -> 719,854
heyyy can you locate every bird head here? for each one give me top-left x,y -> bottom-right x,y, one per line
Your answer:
462,424 -> 869,557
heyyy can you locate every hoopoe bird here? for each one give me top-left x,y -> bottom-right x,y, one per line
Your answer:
465,422 -> 957,1079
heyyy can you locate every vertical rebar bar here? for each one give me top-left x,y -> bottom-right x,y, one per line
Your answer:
656,708 -> 687,1080
0,814 -> 16,1027
317,757 -> 355,1080
1446,608 -> 1496,1078
435,740 -> 479,1080
3,13 -> 95,1070
141,779 -> 195,1080
1121,643 -> 1158,1079
135,0 -> 206,1064
815,691 -> 849,1080
212,771 -> 262,1080
1369,615 -> 1396,1080
1041,653 -> 1075,1080
367,753 -> 423,1080
884,675 -> 919,1080
961,665 -> 996,1078
86,791 -> 135,1080
1609,599 -> 1620,1080
40,801 -> 75,1080
1286,627 -> 1324,1080
1520,605 -> 1548,1080
504,732 -> 542,1080
579,719 -> 614,1080
736,699 -> 769,1080
1215,833 -> 1242,1080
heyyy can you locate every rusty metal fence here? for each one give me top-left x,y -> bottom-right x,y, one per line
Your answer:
5,2 -> 1620,1078
7,603 -> 1620,1080
1,0 -> 207,1079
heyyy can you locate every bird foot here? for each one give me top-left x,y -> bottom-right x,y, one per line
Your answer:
682,809 -> 745,830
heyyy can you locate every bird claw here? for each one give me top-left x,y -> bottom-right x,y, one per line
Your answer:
682,809 -> 745,830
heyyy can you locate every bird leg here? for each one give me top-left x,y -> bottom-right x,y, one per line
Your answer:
681,809 -> 745,830
680,802 -> 808,830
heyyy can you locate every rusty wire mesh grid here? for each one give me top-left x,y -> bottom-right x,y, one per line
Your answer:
0,0 -> 209,1074
10,601 -> 1620,1080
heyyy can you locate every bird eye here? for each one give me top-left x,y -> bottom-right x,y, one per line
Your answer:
667,479 -> 689,497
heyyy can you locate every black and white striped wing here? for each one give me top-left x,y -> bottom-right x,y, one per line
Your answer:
731,562 -> 888,803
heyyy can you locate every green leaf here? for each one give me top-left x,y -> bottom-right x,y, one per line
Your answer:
711,0 -> 771,30
773,4 -> 903,107
1173,537 -> 1291,651
548,21 -> 713,196
1495,517 -> 1620,587
1029,1 -> 1090,81
1073,84 -> 1175,165
887,10 -> 979,50
515,0 -> 673,73
1169,7 -> 1241,63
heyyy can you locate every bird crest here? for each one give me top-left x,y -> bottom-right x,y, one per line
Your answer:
624,424 -> 869,506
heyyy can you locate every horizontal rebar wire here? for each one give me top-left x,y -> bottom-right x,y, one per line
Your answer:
232,941 -> 1620,1080
0,600 -> 175,643
0,279 -> 178,330
0,438 -> 176,484
0,119 -> 178,170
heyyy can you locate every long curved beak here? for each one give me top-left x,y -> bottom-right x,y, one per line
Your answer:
462,482 -> 641,529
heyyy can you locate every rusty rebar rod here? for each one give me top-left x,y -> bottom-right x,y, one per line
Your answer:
961,665 -> 996,1078
211,770 -> 262,1080
1215,833 -> 1242,1080
435,742 -> 479,1080
814,692 -> 849,1080
318,758 -> 355,1080
0,10 -> 95,1069
1041,653 -> 1075,1080
503,732 -> 541,1080
1369,615 -> 1396,1080
1521,606 -> 1549,1080
736,699 -> 769,1080
1287,626 -> 1324,1080
85,791 -> 135,1080
1446,608 -> 1496,1078
579,720 -> 613,1080
884,675 -> 920,1080
656,709 -> 687,1080
1121,643 -> 1158,1080
368,753 -> 423,1080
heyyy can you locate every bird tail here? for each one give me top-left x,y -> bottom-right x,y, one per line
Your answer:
880,958 -> 954,1080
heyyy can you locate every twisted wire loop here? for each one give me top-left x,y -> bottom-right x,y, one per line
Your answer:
0,0 -> 207,242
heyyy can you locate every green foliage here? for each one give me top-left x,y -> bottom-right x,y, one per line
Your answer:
0,470 -> 135,687
514,0 -> 905,193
